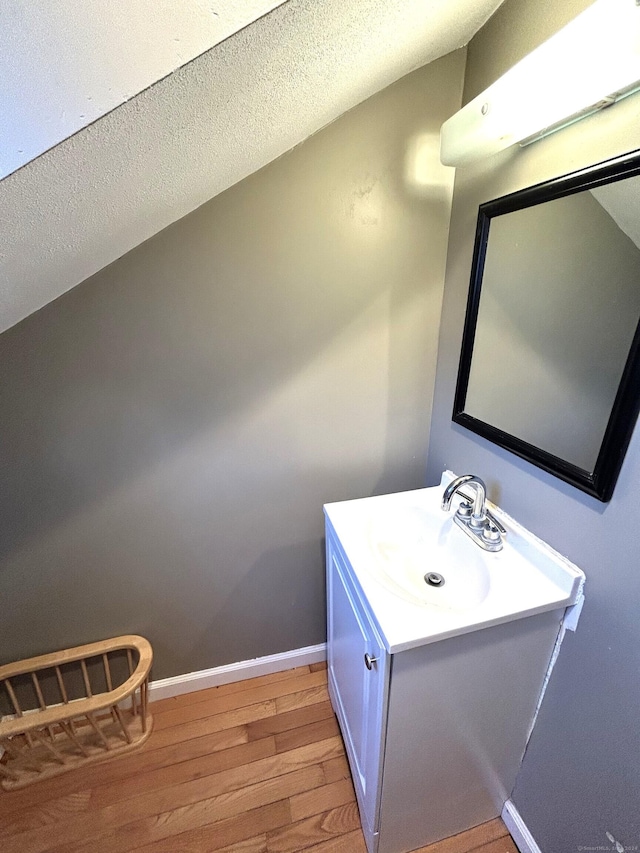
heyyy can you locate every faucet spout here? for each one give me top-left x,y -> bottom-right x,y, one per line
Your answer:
441,474 -> 486,521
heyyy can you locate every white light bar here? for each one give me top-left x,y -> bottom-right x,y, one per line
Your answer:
440,0 -> 640,167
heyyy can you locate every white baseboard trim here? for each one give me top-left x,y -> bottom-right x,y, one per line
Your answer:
502,799 -> 542,853
149,643 -> 327,702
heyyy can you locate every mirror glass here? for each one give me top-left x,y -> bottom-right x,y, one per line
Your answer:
454,149 -> 640,501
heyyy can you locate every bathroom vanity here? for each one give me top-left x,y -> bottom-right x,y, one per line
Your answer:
325,475 -> 584,853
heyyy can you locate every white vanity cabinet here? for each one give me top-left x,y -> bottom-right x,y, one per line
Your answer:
324,493 -> 581,853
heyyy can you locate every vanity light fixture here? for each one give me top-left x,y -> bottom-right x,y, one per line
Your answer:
440,0 -> 640,166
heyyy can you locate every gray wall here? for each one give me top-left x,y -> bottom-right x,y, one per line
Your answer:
0,52 -> 464,679
428,0 -> 640,849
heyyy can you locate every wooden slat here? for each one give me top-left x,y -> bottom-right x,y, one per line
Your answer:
102,655 -> 113,692
80,660 -> 93,698
127,650 -> 136,717
29,673 -> 46,711
54,667 -> 69,705
112,705 -> 132,744
141,679 -> 149,733
60,722 -> 90,758
0,636 -> 151,681
85,713 -> 110,750
4,678 -> 23,716
30,674 -> 56,742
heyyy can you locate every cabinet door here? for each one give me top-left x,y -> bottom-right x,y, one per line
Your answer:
327,535 -> 388,836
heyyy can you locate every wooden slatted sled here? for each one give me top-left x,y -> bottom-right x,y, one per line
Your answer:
0,635 -> 153,790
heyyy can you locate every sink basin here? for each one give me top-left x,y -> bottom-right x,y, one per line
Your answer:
368,506 -> 490,611
324,473 -> 585,653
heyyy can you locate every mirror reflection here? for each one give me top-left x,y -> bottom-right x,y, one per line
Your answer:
454,150 -> 640,501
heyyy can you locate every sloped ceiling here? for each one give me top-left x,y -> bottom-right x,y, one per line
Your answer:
0,1 -> 289,180
0,0 -> 504,334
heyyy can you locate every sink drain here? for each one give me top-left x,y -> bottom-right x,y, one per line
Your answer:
424,571 -> 445,587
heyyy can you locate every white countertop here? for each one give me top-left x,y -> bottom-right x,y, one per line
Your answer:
324,478 -> 585,654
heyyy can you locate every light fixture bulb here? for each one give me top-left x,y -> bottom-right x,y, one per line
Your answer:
440,0 -> 640,166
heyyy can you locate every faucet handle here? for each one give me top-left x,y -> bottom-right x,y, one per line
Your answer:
455,499 -> 473,520
482,519 -> 502,545
484,509 -> 506,537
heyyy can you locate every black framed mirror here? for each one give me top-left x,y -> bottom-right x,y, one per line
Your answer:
453,148 -> 640,502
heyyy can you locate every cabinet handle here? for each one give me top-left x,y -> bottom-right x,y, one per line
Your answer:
364,653 -> 378,670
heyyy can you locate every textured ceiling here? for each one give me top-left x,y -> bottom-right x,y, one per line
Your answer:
0,0 -> 504,333
0,1 -> 288,179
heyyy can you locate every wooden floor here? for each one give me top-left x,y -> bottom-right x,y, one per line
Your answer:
0,663 -> 518,853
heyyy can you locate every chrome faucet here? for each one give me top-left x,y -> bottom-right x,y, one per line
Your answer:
442,474 -> 487,527
441,474 -> 505,552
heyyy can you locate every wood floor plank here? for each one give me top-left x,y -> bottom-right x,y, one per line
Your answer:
149,665 -> 312,714
301,829 -> 368,853
246,701 -> 334,741
266,802 -> 361,852
148,699 -> 276,750
274,717 -> 340,753
135,799 -> 292,853
154,670 -> 328,731
289,778 -> 356,823
118,725 -> 249,776
87,736 -> 276,811
409,819 -> 509,853
275,684 -> 331,714
0,789 -> 93,839
48,766 -> 325,853
309,661 -> 328,673
321,755 -> 351,784
216,836 -> 268,853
